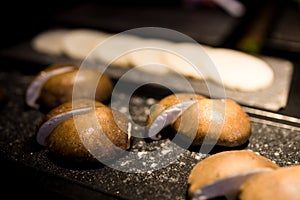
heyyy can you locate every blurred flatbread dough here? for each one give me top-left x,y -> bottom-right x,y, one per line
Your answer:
92,34 -> 143,67
31,28 -> 274,92
163,43 -> 211,79
164,43 -> 274,92
128,39 -> 176,74
31,29 -> 69,55
62,29 -> 110,60
205,48 -> 274,92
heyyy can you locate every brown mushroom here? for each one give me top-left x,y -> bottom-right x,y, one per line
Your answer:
36,99 -> 131,163
188,150 -> 279,199
239,165 -> 300,200
26,63 -> 113,110
173,99 -> 251,147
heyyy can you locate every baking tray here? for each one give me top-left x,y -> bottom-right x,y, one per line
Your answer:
0,38 -> 293,112
0,67 -> 300,200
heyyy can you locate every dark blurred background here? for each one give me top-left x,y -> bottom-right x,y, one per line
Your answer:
1,0 -> 295,54
1,0 -> 299,60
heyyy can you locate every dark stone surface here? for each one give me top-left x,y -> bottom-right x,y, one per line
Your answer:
0,70 -> 299,200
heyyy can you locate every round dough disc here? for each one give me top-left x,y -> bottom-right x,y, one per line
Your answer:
92,34 -> 143,67
128,39 -> 175,74
62,29 -> 110,60
31,29 -> 69,55
205,48 -> 274,92
162,42 -> 211,79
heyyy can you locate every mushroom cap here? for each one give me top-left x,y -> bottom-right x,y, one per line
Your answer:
38,68 -> 113,110
46,106 -> 131,162
173,99 -> 251,147
188,150 -> 279,197
26,64 -> 78,109
239,165 -> 300,200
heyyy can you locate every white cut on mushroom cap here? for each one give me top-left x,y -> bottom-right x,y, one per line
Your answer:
36,107 -> 93,146
148,100 -> 196,140
26,66 -> 77,109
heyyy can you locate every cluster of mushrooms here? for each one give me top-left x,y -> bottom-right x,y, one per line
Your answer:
27,63 -> 252,163
26,63 -> 130,162
26,63 -> 299,199
188,150 -> 300,200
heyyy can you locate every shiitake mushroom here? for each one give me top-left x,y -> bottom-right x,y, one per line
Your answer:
146,93 -> 207,140
239,165 -> 300,200
36,99 -> 131,163
26,63 -> 113,111
173,99 -> 251,147
147,93 -> 251,147
188,150 -> 279,199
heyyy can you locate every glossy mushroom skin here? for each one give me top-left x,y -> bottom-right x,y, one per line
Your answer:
38,100 -> 131,163
38,67 -> 113,110
188,150 -> 279,198
173,99 -> 251,147
239,165 -> 300,200
27,63 -> 114,111
146,93 -> 207,125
